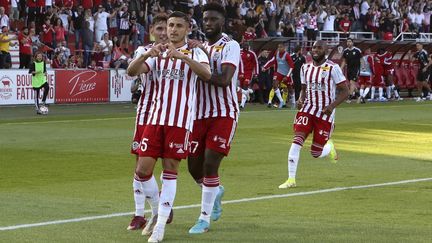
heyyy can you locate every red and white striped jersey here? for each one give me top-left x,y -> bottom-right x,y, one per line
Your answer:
134,44 -> 155,126
196,35 -> 240,121
144,43 -> 209,131
300,60 -> 346,122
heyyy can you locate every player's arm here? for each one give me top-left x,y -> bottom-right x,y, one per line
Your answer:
340,56 -> 346,70
167,45 -> 211,81
368,56 -> 375,74
252,51 -> 259,76
127,44 -> 165,76
262,56 -> 275,71
297,66 -> 306,109
323,65 -> 349,116
285,54 -> 295,78
205,64 -> 237,87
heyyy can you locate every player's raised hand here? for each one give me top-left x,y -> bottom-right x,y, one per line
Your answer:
147,43 -> 167,57
322,104 -> 335,116
166,44 -> 185,60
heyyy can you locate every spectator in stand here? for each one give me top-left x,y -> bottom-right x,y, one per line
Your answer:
82,21 -> 94,67
72,6 -> 85,49
306,8 -> 318,50
99,32 -> 113,62
264,1 -> 283,37
351,2 -> 362,31
423,6 -> 432,33
18,26 -> 33,69
94,5 -> 117,43
294,11 -> 305,45
42,18 -> 55,57
118,4 -> 131,49
414,8 -> 425,32
0,7 -> 9,31
0,26 -> 17,69
52,51 -> 67,68
339,13 -> 352,38
10,0 -> 19,23
323,6 -> 338,33
84,9 -> 95,33
89,44 -> 104,69
54,18 -> 66,48
58,7 -> 72,43
130,15 -> 143,50
317,6 -> 327,31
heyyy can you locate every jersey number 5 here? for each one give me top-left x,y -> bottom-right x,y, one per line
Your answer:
140,138 -> 149,152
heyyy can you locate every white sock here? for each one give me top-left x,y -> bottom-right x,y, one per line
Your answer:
392,85 -> 399,98
363,87 -> 370,98
319,143 -> 332,158
241,93 -> 247,107
142,175 -> 160,217
133,178 -> 146,217
386,86 -> 391,98
156,171 -> 177,229
290,93 -> 295,106
370,87 -> 375,100
275,88 -> 284,103
359,88 -> 364,97
379,88 -> 383,99
288,143 -> 302,179
199,176 -> 220,223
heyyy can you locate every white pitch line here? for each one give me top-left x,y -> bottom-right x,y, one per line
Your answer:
1,102 -> 430,126
1,177 -> 431,231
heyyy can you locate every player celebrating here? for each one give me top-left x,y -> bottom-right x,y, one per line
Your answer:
263,43 -> 295,108
376,48 -> 401,100
238,42 -> 258,109
357,47 -> 374,104
279,40 -> 349,189
413,43 -> 432,101
340,38 -> 361,102
187,2 -> 240,234
130,11 -> 211,243
126,15 -> 170,232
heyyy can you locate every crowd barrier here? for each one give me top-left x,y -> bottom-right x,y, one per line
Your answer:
0,69 -> 137,106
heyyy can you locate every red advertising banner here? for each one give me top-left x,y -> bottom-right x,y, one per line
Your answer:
55,69 -> 109,103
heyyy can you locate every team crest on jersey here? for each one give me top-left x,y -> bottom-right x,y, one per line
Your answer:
321,70 -> 329,78
214,45 -> 224,51
213,51 -> 221,61
180,49 -> 192,55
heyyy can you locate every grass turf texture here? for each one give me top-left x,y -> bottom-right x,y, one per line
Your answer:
1,102 -> 431,242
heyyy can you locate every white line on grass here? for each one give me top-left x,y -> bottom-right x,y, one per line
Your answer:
1,177 -> 431,231
1,103 -> 430,126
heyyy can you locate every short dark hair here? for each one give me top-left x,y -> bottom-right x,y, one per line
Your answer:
347,37 -> 353,42
294,45 -> 302,53
168,11 -> 190,26
202,2 -> 226,17
152,14 -> 168,26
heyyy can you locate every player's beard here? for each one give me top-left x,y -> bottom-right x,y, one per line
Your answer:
205,25 -> 222,39
312,54 -> 325,64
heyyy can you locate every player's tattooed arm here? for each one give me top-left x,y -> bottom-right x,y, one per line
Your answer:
323,81 -> 349,116
205,64 -> 236,87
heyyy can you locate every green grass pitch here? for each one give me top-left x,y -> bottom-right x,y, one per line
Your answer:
1,101 -> 432,242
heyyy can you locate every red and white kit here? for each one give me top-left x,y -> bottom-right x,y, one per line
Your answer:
373,54 -> 385,87
359,54 -> 374,86
377,51 -> 394,76
263,50 -> 295,86
191,35 -> 240,156
139,44 -> 209,160
131,44 -> 155,155
239,48 -> 259,86
295,60 -> 346,146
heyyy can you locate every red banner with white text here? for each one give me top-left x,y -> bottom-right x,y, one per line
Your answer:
55,69 -> 109,103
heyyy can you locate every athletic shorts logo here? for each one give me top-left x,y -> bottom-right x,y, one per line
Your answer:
132,141 -> 140,151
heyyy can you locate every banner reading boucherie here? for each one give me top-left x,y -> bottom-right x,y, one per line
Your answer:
55,69 -> 109,103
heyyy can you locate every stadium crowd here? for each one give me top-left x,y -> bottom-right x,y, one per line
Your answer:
0,0 -> 431,103
0,0 -> 430,69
